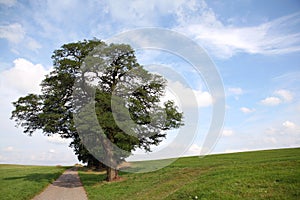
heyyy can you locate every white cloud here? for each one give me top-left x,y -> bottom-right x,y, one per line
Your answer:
194,91 -> 212,107
3,0 -> 299,59
222,129 -> 234,137
265,121 -> 299,137
274,90 -> 293,102
0,58 -> 50,94
46,134 -> 70,145
0,23 -> 42,53
261,97 -> 282,106
0,0 -> 16,7
240,107 -> 255,114
282,121 -> 296,129
105,0 -> 300,59
0,23 -> 25,43
175,1 -> 300,58
164,81 -> 212,108
261,89 -> 294,106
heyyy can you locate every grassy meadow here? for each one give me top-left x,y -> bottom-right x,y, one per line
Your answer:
0,165 -> 67,200
79,148 -> 300,200
0,148 -> 299,200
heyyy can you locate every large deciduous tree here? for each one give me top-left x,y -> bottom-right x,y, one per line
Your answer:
11,39 -> 184,181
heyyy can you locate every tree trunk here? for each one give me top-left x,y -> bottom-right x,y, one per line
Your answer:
102,134 -> 119,182
106,166 -> 119,181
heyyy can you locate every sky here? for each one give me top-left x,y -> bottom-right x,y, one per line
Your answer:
0,0 -> 300,166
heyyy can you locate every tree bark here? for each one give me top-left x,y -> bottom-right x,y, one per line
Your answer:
102,134 -> 119,182
106,166 -> 119,181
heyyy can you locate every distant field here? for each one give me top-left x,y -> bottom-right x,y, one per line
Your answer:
79,148 -> 300,200
0,165 -> 67,200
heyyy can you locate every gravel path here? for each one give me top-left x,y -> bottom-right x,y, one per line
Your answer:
32,168 -> 88,200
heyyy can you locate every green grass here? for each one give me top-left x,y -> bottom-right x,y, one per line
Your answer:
0,165 -> 67,200
79,148 -> 300,200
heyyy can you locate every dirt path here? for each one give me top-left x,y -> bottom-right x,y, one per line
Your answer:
32,168 -> 88,200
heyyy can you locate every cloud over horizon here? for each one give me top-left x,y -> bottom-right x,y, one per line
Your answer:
0,58 -> 50,95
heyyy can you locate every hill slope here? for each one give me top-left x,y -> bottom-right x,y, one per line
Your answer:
79,148 -> 300,200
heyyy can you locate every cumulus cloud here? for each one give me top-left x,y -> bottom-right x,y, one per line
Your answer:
0,23 -> 25,43
163,80 -> 212,108
261,97 -> 282,106
265,121 -> 299,135
263,120 -> 300,149
274,89 -> 293,102
240,107 -> 255,114
0,58 -> 50,94
193,91 -> 212,107
282,121 -> 296,129
261,89 -> 293,106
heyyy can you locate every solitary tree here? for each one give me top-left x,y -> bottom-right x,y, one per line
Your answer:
11,39 -> 184,181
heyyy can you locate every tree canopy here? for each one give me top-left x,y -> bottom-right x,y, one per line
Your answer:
11,39 -> 184,181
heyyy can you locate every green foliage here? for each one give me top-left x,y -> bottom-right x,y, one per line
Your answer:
0,165 -> 66,200
79,148 -> 300,200
11,94 -> 43,135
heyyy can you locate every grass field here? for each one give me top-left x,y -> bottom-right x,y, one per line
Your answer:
0,148 -> 299,200
79,148 -> 300,200
0,165 -> 67,200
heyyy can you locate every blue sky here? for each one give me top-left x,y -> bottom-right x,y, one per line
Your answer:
0,0 -> 299,165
